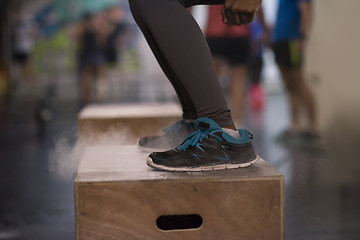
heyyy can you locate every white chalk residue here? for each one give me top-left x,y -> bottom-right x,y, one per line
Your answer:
48,127 -> 135,181
48,136 -> 83,181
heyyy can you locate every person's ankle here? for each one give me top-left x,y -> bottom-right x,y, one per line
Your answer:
222,127 -> 240,138
222,124 -> 237,131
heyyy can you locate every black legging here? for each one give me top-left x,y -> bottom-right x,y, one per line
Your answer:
129,0 -> 234,127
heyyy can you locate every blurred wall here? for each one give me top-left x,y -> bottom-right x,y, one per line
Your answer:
305,0 -> 360,166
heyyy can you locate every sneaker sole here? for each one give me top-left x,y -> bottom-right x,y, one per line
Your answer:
146,155 -> 260,172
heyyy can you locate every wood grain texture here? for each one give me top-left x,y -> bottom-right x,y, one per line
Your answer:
75,146 -> 284,240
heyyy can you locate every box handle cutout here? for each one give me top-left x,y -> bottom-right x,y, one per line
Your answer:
156,214 -> 203,231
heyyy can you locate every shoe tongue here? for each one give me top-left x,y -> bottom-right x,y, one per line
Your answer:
196,118 -> 222,132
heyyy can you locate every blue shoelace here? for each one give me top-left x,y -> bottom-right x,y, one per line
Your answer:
177,126 -> 223,151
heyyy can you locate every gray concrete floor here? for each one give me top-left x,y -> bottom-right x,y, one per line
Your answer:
1,76 -> 360,240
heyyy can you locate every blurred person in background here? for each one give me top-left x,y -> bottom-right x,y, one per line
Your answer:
72,12 -> 111,106
104,6 -> 127,66
11,7 -> 38,88
204,5 -> 251,127
264,0 -> 318,141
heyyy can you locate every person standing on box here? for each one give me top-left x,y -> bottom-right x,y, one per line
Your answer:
130,0 -> 261,171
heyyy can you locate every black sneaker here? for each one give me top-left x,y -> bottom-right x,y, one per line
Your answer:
138,120 -> 196,152
147,117 -> 259,171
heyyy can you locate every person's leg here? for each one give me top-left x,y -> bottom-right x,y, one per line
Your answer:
230,64 -> 248,126
94,62 -> 108,102
274,40 -> 317,133
206,37 -> 231,94
248,53 -> 265,111
278,66 -> 301,131
130,0 -> 258,171
129,0 -> 233,127
287,68 -> 317,133
227,37 -> 251,126
297,71 -> 317,133
274,41 -> 302,132
80,65 -> 93,103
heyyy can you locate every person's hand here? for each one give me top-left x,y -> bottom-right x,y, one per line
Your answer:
221,0 -> 262,26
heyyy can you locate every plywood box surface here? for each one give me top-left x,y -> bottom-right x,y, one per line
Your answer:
75,146 -> 284,240
78,103 -> 182,143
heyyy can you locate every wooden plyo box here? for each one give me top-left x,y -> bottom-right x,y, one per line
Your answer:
75,146 -> 284,240
78,103 -> 182,143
